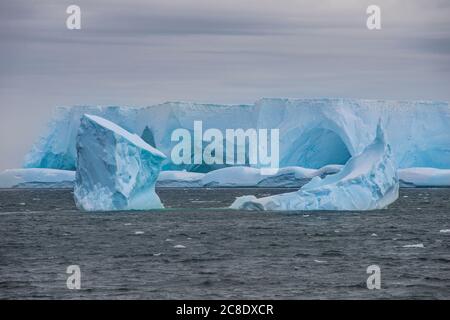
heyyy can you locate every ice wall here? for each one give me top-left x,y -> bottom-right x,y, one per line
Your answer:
24,99 -> 450,171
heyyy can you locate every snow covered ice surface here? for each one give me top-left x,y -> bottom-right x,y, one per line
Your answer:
74,114 -> 166,211
231,123 -> 399,211
0,168 -> 75,188
23,99 -> 450,171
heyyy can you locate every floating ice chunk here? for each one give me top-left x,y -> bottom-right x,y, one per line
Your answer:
314,259 -> 327,263
402,243 -> 424,248
230,123 -> 399,211
157,171 -> 204,187
202,167 -> 262,187
0,168 -> 75,188
229,195 -> 259,210
173,245 -> 186,249
439,229 -> 450,233
134,231 -> 145,235
74,114 -> 166,211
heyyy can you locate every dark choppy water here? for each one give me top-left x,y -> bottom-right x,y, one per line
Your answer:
0,188 -> 449,299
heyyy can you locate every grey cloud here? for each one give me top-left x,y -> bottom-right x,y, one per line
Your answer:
0,0 -> 449,170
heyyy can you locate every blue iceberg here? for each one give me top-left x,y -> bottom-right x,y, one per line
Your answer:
74,114 -> 166,211
24,106 -> 139,170
230,123 -> 399,211
23,99 -> 450,172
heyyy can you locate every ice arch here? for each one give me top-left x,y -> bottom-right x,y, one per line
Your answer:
282,128 -> 352,169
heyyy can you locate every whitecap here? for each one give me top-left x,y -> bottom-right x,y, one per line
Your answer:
402,243 -> 424,248
314,259 -> 327,263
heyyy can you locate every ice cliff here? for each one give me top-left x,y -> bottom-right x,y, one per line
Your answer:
24,99 -> 450,172
230,123 -> 399,211
74,114 -> 166,211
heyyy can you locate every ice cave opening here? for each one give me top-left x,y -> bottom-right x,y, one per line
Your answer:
282,128 -> 352,169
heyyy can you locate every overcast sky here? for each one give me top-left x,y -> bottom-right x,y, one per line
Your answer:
0,0 -> 449,170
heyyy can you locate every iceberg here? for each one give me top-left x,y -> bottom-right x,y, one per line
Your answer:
0,168 -> 75,188
24,106 -> 139,170
230,123 -> 399,211
74,114 -> 166,211
398,168 -> 450,187
23,99 -> 450,172
156,165 -> 342,188
3,165 -> 449,189
157,171 -> 204,187
0,165 -> 341,189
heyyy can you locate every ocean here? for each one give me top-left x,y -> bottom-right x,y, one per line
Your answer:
0,188 -> 449,299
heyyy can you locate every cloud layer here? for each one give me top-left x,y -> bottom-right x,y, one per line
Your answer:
0,0 -> 449,170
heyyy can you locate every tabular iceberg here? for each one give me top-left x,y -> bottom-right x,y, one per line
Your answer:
398,168 -> 450,187
230,123 -> 399,211
23,99 -> 450,171
157,165 -> 342,188
0,168 -> 75,188
0,165 -> 340,189
3,165 -> 450,189
74,114 -> 166,211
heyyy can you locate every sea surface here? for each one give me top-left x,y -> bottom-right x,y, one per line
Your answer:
0,188 -> 449,299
